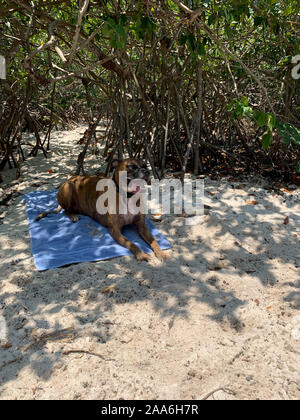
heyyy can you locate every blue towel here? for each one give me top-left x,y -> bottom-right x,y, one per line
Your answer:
22,190 -> 171,271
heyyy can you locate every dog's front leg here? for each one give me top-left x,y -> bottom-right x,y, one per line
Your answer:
109,226 -> 150,261
134,218 -> 170,261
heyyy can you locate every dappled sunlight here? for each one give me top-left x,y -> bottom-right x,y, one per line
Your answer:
1,0 -> 299,400
0,127 -> 299,400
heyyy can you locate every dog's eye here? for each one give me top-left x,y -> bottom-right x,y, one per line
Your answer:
129,164 -> 138,170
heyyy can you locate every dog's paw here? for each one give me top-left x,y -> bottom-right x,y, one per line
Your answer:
70,215 -> 80,223
155,250 -> 170,261
135,251 -> 150,262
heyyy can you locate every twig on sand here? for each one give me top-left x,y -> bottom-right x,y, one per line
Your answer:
62,348 -> 115,361
23,327 -> 76,351
199,386 -> 236,400
0,356 -> 23,369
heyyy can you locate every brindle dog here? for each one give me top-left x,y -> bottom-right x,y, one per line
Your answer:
35,159 -> 169,261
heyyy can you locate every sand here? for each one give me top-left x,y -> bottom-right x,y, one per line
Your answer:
0,125 -> 299,400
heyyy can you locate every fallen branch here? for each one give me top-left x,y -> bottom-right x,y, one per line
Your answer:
23,327 -> 76,351
199,386 -> 236,400
62,348 -> 115,361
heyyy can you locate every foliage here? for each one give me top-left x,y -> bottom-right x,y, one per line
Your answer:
229,96 -> 300,171
0,0 -> 299,179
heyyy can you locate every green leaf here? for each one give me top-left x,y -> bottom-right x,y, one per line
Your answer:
177,57 -> 184,67
119,14 -> 127,25
296,162 -> 300,173
240,96 -> 248,106
262,132 -> 273,149
115,24 -> 126,38
276,122 -> 300,146
225,25 -> 233,38
102,16 -> 127,50
272,22 -> 280,35
186,32 -> 196,51
131,14 -> 155,40
242,106 -> 252,117
253,110 -> 268,127
254,16 -> 263,26
197,42 -> 206,56
267,113 -> 276,132
179,34 -> 187,45
208,14 -> 216,25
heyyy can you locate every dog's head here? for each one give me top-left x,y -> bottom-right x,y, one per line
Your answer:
111,158 -> 150,194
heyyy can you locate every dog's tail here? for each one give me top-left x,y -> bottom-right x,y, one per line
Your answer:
35,205 -> 62,222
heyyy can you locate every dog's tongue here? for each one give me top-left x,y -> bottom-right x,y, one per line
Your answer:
128,181 -> 141,194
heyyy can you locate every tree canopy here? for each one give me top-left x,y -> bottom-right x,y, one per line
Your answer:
0,0 -> 299,180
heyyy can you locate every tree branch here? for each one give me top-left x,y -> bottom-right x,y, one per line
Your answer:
68,0 -> 90,64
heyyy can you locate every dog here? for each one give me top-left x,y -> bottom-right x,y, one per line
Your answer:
35,159 -> 169,261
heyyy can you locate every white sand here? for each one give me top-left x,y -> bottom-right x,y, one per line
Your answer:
0,126 -> 299,400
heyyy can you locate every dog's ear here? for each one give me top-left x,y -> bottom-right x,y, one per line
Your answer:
111,159 -> 121,169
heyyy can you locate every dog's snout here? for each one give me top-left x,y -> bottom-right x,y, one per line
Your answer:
140,168 -> 150,179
